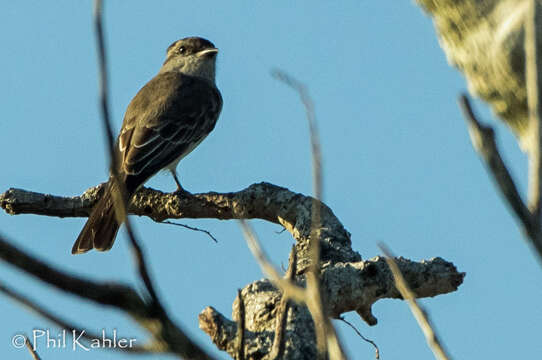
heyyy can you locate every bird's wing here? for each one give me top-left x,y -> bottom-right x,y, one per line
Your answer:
117,72 -> 222,189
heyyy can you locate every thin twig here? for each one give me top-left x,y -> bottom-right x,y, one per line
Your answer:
235,289 -> 245,360
458,95 -> 542,259
285,246 -> 297,278
24,337 -> 41,360
1,283 -> 95,342
0,235 -> 147,312
270,246 -> 297,359
379,243 -> 451,360
92,4 -> 214,358
275,227 -> 287,234
239,220 -> 306,302
160,220 -> 218,243
338,316 -> 380,359
271,70 -> 322,200
525,0 -> 542,221
0,281 -> 148,352
93,0 -> 115,165
0,234 -> 214,358
240,219 -> 346,357
93,0 -> 162,309
272,69 -> 346,360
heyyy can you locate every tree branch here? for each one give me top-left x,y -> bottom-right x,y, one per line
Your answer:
525,0 -> 542,220
234,289 -> 246,360
0,182 -> 361,270
272,69 -> 346,360
0,281 -> 148,353
270,246 -> 297,360
199,256 -> 464,359
0,233 -> 214,359
24,337 -> 41,360
458,95 -> 542,260
380,244 -> 451,360
1,181 -> 465,358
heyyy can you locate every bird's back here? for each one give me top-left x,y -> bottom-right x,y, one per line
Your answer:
118,72 -> 222,191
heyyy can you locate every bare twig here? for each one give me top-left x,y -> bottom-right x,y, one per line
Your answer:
458,95 -> 542,259
161,220 -> 218,243
24,337 -> 41,360
379,243 -> 451,360
338,316 -> 380,359
93,0 -> 115,168
94,0 -> 162,311
270,246 -> 297,359
271,70 -> 322,200
0,233 -> 214,358
92,4 -> 215,358
241,215 -> 343,359
275,227 -> 287,234
239,221 -> 306,302
125,223 -> 162,308
525,0 -> 542,221
273,69 -> 345,360
235,289 -> 245,360
0,235 -> 146,312
0,282 -> 147,352
458,95 -> 532,229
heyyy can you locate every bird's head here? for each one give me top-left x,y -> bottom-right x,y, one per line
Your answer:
160,37 -> 218,82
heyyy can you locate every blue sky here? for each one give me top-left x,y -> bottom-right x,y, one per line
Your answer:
1,1 -> 541,359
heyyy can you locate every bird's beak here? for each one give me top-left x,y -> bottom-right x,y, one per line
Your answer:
197,48 -> 219,58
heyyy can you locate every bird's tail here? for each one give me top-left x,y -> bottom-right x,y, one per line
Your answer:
72,186 -> 121,254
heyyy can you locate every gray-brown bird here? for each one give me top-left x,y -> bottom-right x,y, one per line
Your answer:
72,37 -> 222,254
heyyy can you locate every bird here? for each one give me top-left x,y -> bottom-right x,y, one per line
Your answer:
72,36 -> 222,254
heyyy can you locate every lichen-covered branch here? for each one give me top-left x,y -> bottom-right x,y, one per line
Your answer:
0,182 -> 360,272
417,0 -> 542,266
1,182 -> 465,359
199,256 -> 464,359
416,0 -> 534,150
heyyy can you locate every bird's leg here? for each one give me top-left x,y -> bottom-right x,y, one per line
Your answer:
170,170 -> 190,195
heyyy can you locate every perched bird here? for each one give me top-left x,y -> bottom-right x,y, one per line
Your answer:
72,37 -> 222,254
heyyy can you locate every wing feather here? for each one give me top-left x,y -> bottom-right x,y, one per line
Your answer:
116,72 -> 222,186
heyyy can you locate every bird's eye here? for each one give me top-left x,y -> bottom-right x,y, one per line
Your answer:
178,46 -> 186,54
